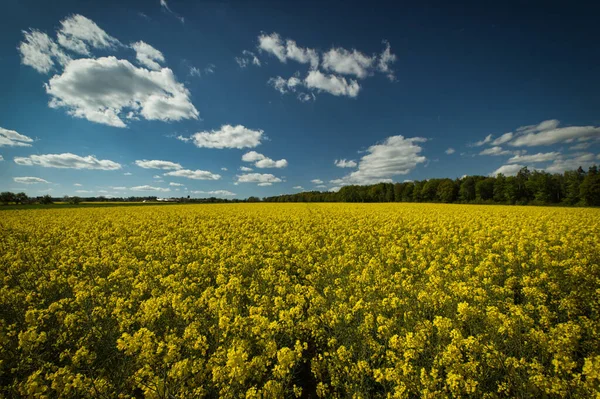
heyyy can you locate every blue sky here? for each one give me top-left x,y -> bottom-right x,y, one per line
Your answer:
1,0 -> 599,198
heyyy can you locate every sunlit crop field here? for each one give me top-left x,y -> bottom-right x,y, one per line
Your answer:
1,203 -> 599,398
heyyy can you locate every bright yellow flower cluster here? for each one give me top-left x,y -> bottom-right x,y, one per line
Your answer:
1,203 -> 600,398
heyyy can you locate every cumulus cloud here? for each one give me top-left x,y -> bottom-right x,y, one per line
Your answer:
239,166 -> 253,172
473,120 -> 600,149
45,56 -> 199,127
322,48 -> 375,79
236,173 -> 282,185
479,146 -> 513,156
221,167 -> 228,171
75,190 -> 93,194
241,151 -> 287,168
123,172 -> 133,176
0,127 -> 34,147
323,40 -> 397,80
14,153 -> 121,170
131,185 -> 170,192
169,182 -> 184,186
297,92 -> 316,102
329,186 -> 341,192
164,169 -> 221,180
131,41 -> 164,70
507,152 -> 560,164
510,121 -> 600,147
268,75 -> 303,94
235,50 -> 261,68
334,159 -> 357,168
258,33 -> 319,69
18,29 -> 70,73
445,148 -> 455,155
14,176 -> 50,184
191,190 -> 236,196
315,185 -> 327,189
186,125 -> 264,149
331,136 -> 427,185
0,155 -> 3,161
293,186 -> 304,190
57,14 -> 121,56
489,164 -> 525,177
135,159 -> 182,170
311,179 -> 323,184
304,70 -> 360,97
545,153 -> 597,173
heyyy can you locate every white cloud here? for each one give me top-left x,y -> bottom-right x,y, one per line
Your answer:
293,186 -> 304,190
479,146 -> 513,156
242,151 -> 287,168
257,182 -> 272,186
75,190 -> 93,194
475,120 -> 600,149
241,151 -> 264,162
377,41 -> 397,81
0,127 -> 34,147
73,183 -> 82,186
545,153 -> 597,173
160,0 -> 184,23
257,33 -> 318,69
331,136 -> 427,185
507,152 -> 560,164
221,167 -> 228,171
131,41 -> 164,70
268,75 -> 303,94
153,175 -> 161,179
445,148 -> 455,155
334,159 -> 357,168
45,56 -> 199,127
189,66 -> 202,77
304,70 -> 360,97
473,134 -> 493,147
311,179 -> 323,184
123,172 -> 133,176
169,182 -> 184,186
131,185 -> 170,192
164,169 -> 221,180
489,164 -> 525,177
14,177 -> 50,184
315,184 -> 327,189
0,155 -> 3,161
191,190 -> 236,196
188,125 -> 264,149
135,159 -> 182,170
110,186 -> 127,190
57,14 -> 121,56
235,50 -> 261,68
297,92 -> 315,102
18,29 -> 70,73
322,48 -> 374,79
239,166 -> 253,172
14,153 -> 121,170
329,186 -> 341,193
510,121 -> 600,147
569,142 -> 592,151
236,173 -> 282,185
491,132 -> 513,146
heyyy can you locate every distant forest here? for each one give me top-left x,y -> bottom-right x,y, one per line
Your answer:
2,165 -> 599,207
264,166 -> 600,206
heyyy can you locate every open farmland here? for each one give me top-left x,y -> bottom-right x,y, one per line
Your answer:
1,203 -> 600,398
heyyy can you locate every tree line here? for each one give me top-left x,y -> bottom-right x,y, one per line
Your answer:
263,166 -> 600,206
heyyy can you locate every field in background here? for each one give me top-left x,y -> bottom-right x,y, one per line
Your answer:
1,203 -> 599,397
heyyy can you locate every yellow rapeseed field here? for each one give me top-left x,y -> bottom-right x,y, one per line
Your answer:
1,203 -> 599,398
